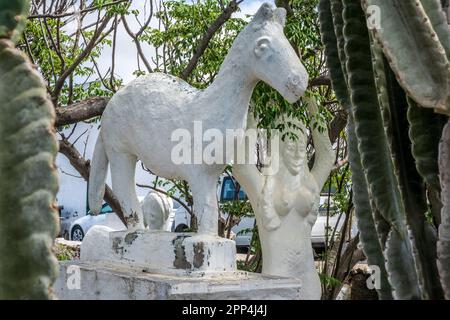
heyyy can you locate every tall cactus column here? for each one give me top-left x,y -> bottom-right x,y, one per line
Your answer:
318,0 -> 450,299
438,120 -> 450,299
0,0 -> 59,299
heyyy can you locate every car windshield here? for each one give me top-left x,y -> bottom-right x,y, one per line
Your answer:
221,177 -> 246,201
102,204 -> 113,213
87,203 -> 113,215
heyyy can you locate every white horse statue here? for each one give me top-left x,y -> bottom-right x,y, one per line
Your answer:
88,3 -> 308,234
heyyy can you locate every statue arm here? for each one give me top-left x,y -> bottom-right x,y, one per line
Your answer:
232,111 -> 263,197
306,96 -> 335,189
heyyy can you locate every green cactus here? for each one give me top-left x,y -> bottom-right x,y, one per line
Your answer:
319,0 -> 450,300
379,55 -> 443,299
0,0 -> 29,43
370,30 -> 444,298
438,120 -> 450,299
0,0 -> 59,299
362,0 -> 450,115
319,0 -> 392,299
407,98 -> 447,225
342,0 -> 421,299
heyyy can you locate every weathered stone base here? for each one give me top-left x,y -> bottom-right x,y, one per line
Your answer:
81,226 -> 236,273
54,260 -> 302,300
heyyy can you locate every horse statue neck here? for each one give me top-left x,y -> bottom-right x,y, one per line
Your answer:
200,44 -> 258,129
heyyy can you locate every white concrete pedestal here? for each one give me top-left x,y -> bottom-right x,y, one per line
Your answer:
80,226 -> 236,274
55,226 -> 302,299
54,260 -> 302,300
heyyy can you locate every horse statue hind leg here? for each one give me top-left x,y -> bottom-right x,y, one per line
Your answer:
109,151 -> 143,228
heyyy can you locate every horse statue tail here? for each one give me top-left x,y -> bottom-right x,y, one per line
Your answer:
88,134 -> 109,214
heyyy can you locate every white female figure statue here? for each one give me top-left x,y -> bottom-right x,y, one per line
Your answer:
233,97 -> 334,299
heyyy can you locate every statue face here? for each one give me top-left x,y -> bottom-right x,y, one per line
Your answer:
281,137 -> 306,176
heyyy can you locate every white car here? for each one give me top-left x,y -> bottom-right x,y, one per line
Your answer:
311,197 -> 342,250
69,193 -> 174,241
69,202 -> 127,241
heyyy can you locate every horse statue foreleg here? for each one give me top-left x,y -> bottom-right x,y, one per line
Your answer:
190,175 -> 219,235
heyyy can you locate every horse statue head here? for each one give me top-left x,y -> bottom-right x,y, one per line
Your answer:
229,3 -> 308,103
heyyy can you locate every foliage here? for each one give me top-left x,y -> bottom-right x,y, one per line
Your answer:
54,243 -> 79,261
142,0 -> 246,88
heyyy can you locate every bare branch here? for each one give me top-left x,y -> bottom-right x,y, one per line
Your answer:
28,0 -> 130,19
122,15 -> 153,73
52,15 -> 112,100
309,74 -> 331,87
55,97 -> 110,126
180,0 -> 240,80
275,0 -> 294,17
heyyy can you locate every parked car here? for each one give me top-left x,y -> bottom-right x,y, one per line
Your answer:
311,196 -> 342,250
69,202 -> 126,241
58,205 -> 81,240
69,194 -> 174,241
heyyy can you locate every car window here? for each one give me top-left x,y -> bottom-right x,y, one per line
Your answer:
318,206 -> 337,216
60,210 -> 71,219
173,201 -> 181,209
101,204 -> 113,214
87,203 -> 113,215
220,177 -> 246,201
321,185 -> 337,195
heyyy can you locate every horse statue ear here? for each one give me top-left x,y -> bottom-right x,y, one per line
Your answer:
254,36 -> 271,58
253,3 -> 274,23
274,8 -> 287,27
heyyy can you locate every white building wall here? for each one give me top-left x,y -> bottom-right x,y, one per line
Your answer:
56,122 -> 154,217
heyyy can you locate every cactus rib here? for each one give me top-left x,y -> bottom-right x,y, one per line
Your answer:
438,120 -> 450,299
380,53 -> 444,299
319,0 -> 392,299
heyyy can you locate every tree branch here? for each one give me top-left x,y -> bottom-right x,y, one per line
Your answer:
55,97 -> 110,127
52,15 -> 112,100
180,0 -> 240,80
309,74 -> 331,87
28,0 -> 130,19
275,0 -> 294,17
